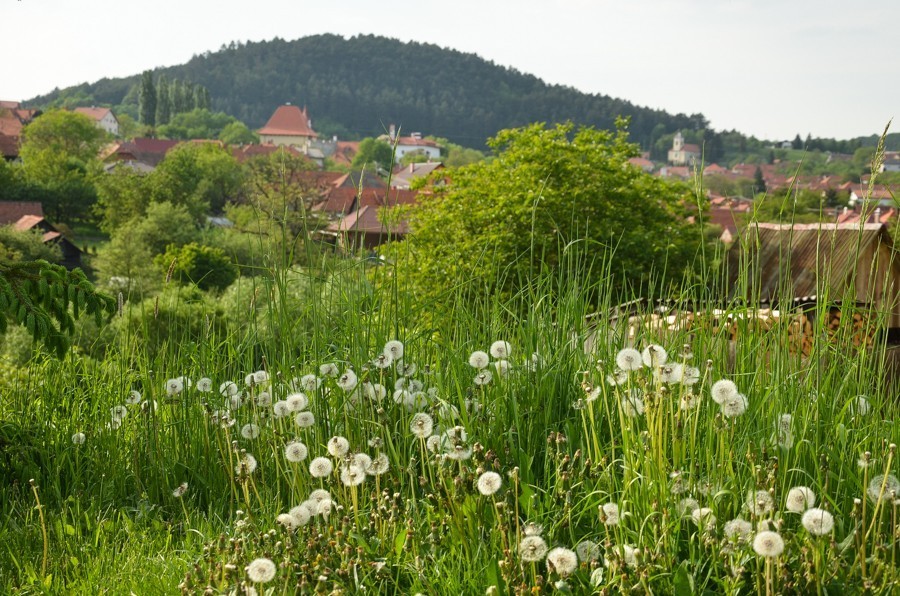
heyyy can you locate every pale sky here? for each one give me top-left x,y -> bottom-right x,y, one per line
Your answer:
2,0 -> 897,141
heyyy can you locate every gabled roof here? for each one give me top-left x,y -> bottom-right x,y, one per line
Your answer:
331,141 -> 359,166
314,187 -> 418,216
258,105 -> 317,138
231,143 -> 306,162
390,162 -> 444,188
13,214 -> 45,231
326,204 -> 409,235
107,138 -> 180,166
0,133 -> 18,158
0,101 -> 21,109
396,135 -> 440,148
682,143 -> 701,154
332,170 -> 386,190
0,201 -> 43,224
74,107 -> 114,122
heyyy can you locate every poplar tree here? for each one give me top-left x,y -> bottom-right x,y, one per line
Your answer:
139,70 -> 157,127
155,75 -> 172,126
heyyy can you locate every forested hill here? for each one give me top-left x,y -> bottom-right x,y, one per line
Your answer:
28,34 -> 707,147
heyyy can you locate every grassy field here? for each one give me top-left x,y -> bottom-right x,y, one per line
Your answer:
2,217 -> 900,595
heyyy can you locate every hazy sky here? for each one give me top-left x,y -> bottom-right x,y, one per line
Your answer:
2,0 -> 897,141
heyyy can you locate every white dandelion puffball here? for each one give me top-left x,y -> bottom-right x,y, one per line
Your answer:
546,547 -> 578,577
522,522 -> 543,537
327,436 -> 350,457
658,363 -> 683,384
251,370 -> 269,385
110,405 -> 128,421
196,377 -> 213,392
340,464 -> 367,487
473,369 -> 493,386
125,390 -> 142,405
490,340 -> 512,359
494,359 -> 511,377
607,369 -> 628,386
165,378 -> 184,396
351,452 -> 372,471
235,453 -> 258,476
255,391 -> 272,408
680,393 -> 701,410
371,352 -> 393,369
317,498 -> 334,520
397,361 -> 417,377
367,453 -> 390,476
309,488 -> 331,504
519,535 -> 548,563
691,507 -> 716,530
219,381 -> 238,396
711,379 -> 738,404
276,513 -> 297,530
615,348 -> 643,371
309,457 -> 333,478
72,432 -> 86,445
384,340 -> 404,360
468,350 -> 490,369
289,504 -> 311,526
601,502 -> 620,526
426,435 -> 441,453
607,545 -> 638,569
286,393 -> 309,412
777,414 -> 792,434
575,540 -> 600,562
477,471 -> 502,496
867,474 -> 900,504
319,363 -> 339,377
752,531 -> 785,557
295,411 -> 315,428
746,490 -> 775,516
724,518 -> 753,542
241,423 -> 260,440
720,393 -> 748,418
300,374 -> 321,392
172,482 -> 188,498
641,344 -> 667,367
677,498 -> 700,517
681,366 -> 701,386
621,391 -> 645,418
284,441 -> 308,463
337,370 -> 358,392
273,401 -> 290,418
246,557 -> 277,583
785,486 -> 816,513
801,508 -> 835,536
410,413 -> 434,439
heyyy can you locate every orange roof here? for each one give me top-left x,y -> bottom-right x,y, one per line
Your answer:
327,204 -> 409,235
257,105 -> 317,138
73,107 -> 113,121
396,135 -> 439,148
231,143 -> 306,162
0,101 -> 20,109
13,214 -> 45,230
682,143 -> 701,154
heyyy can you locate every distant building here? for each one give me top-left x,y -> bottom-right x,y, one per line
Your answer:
391,162 -> 444,189
881,152 -> 900,173
14,215 -> 82,269
667,132 -> 700,166
0,101 -> 40,160
73,107 -> 119,136
383,125 -> 441,162
257,104 -> 318,150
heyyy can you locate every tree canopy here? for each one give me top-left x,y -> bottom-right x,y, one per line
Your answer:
386,122 -> 704,307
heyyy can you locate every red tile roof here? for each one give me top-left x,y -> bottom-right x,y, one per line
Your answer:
0,101 -> 21,109
396,135 -> 439,148
13,214 -> 45,230
257,105 -> 317,138
107,138 -> 180,166
0,133 -> 18,158
682,143 -> 701,154
315,187 -> 418,216
0,201 -> 43,224
327,204 -> 409,235
231,143 -> 306,162
331,141 -> 359,166
73,107 -> 113,122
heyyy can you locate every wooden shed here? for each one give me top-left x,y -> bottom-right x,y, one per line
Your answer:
726,222 -> 900,331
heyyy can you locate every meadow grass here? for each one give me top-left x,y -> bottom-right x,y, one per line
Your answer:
2,184 -> 900,595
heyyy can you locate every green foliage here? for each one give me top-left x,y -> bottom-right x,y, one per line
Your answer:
158,109 -> 246,141
139,70 -> 156,126
218,120 -> 258,145
0,260 -> 115,357
154,242 -> 238,292
150,142 -> 244,216
0,226 -> 62,263
130,201 -> 197,255
351,137 -> 394,170
94,164 -> 153,232
386,122 -> 702,308
155,75 -> 172,126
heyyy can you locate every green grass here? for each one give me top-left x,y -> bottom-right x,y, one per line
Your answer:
3,187 -> 900,594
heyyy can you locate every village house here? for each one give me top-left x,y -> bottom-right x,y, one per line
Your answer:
667,132 -> 700,166
390,161 -> 444,189
0,101 -> 40,160
257,104 -> 318,151
382,125 -> 441,162
73,106 -> 119,136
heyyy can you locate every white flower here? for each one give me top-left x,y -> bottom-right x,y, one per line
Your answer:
235,453 -> 258,476
300,374 -> 321,391
276,513 -> 297,530
641,344 -> 667,367
71,432 -> 86,445
691,507 -> 716,530
410,413 -> 434,438
468,351 -> 490,369
219,381 -> 239,396
351,452 -> 372,470
801,508 -> 834,536
273,400 -> 290,417
396,361 -> 417,376
606,545 -> 638,568
284,441 -> 308,463
493,359 -> 511,377
575,540 -> 600,562
255,391 -> 272,407
367,453 -> 390,475
677,498 -> 700,517
746,490 -> 775,516
720,393 -> 748,418
657,363 -> 683,384
309,489 -> 331,504
165,378 -> 184,396
522,522 -> 543,537
752,531 -> 784,557
125,390 -> 142,405
241,424 -> 260,440
110,405 -> 128,421
286,392 -> 309,412
228,394 -> 243,409
246,557 -> 276,583
252,370 -> 269,385
681,366 -> 701,386
476,471 -> 502,496
384,340 -> 404,360
490,340 -> 512,359
711,379 -> 737,404
426,435 -> 442,453
724,518 -> 753,542
327,436 -> 350,457
319,363 -> 339,377
519,535 -> 548,563
867,474 -> 900,504
196,377 -> 213,392
473,369 -> 493,386
295,411 -> 315,428
621,390 -> 644,417
317,498 -> 334,520
777,414 -> 792,435
606,369 -> 628,386
371,352 -> 393,369
615,348 -> 643,371
679,393 -> 701,410
785,486 -> 816,513
601,502 -> 620,526
289,504 -> 311,526
337,370 -> 358,392
340,464 -> 367,487
172,482 -> 188,498
546,547 -> 577,577
309,457 -> 333,478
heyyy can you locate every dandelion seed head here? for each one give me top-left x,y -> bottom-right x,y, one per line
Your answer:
286,393 -> 309,412
367,453 -> 390,475
546,547 -> 578,577
246,557 -> 276,584
601,502 -> 620,526
110,405 -> 128,421
219,381 -> 239,397
720,393 -> 748,418
621,390 -> 645,417
801,508 -> 834,536
681,366 -> 701,386
746,490 -> 775,516
752,531 -> 784,557
523,522 -> 543,536
289,504 -> 311,526
658,363 -> 683,384
615,348 -> 643,371
691,507 -> 716,530
284,441 -> 308,463
72,432 -> 86,445
384,340 -> 404,360
300,374 -> 321,391
125,390 -> 142,405
295,411 -> 315,428
255,391 -> 272,408
273,400 -> 290,417
476,471 -> 502,496
575,540 -> 600,562
337,370 -> 358,392
196,377 -> 212,392
397,360 -> 417,376
410,413 -> 434,439
319,363 -> 339,378
724,517 -> 753,542
785,486 -> 816,513
172,482 -> 188,498
677,498 -> 700,517
473,369 -> 493,387
641,344 -> 667,368
241,423 -> 260,440
235,453 -> 258,476
327,436 -> 350,457
711,379 -> 738,404
468,350 -> 490,369
606,369 -> 628,386
519,535 -> 548,563
867,474 -> 900,504
340,464 -> 366,487
490,340 -> 512,359
493,359 -> 511,377
309,457 -> 333,478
